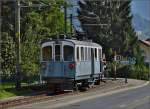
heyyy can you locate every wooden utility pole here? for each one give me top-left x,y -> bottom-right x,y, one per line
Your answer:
114,51 -> 117,80
149,47 -> 150,82
0,0 -> 2,92
14,0 -> 51,89
15,0 -> 21,89
149,62 -> 150,82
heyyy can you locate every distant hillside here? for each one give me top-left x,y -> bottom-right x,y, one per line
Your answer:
132,13 -> 150,40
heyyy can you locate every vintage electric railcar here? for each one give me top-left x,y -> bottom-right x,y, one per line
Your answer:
40,38 -> 103,90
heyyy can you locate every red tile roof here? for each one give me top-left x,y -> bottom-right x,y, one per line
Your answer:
146,38 -> 150,41
139,39 -> 150,47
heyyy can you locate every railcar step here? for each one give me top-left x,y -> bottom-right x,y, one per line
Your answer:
88,79 -> 98,83
63,90 -> 74,92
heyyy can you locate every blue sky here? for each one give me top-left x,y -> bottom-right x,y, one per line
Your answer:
131,0 -> 150,20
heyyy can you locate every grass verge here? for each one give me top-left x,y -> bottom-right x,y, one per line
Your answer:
0,82 -> 41,99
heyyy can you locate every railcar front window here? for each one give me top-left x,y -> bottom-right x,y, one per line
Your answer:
42,46 -> 52,61
55,45 -> 61,61
64,45 -> 74,61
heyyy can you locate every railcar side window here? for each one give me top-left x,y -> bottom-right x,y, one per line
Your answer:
76,47 -> 80,61
81,47 -> 84,61
55,45 -> 61,61
42,46 -> 52,61
88,48 -> 91,60
64,45 -> 74,61
95,48 -> 98,61
99,49 -> 102,60
85,47 -> 88,61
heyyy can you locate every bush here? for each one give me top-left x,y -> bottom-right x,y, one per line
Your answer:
110,63 -> 149,80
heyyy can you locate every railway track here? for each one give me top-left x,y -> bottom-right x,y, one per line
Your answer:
0,92 -> 48,109
0,80 -> 117,109
0,89 -> 78,109
0,86 -> 96,109
0,94 -> 47,109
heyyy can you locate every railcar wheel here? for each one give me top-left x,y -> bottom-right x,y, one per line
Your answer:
79,81 -> 89,91
94,80 -> 100,85
73,83 -> 79,91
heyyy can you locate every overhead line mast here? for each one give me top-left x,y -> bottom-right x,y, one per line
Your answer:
15,0 -> 21,89
14,0 -> 51,89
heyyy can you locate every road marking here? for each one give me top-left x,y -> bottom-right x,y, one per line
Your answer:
117,96 -> 150,109
119,104 -> 126,108
127,96 -> 150,109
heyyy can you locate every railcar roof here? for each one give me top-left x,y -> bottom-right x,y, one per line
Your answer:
67,39 -> 102,48
41,39 -> 102,48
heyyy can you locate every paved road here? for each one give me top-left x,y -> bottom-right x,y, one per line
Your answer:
57,85 -> 150,109
13,84 -> 150,109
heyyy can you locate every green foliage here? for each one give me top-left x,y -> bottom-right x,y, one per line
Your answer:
78,0 -> 138,58
0,86 -> 34,99
78,0 -> 148,80
129,64 -> 149,80
1,0 -> 148,82
20,0 -> 65,76
127,42 -> 149,80
1,0 -> 65,78
1,32 -> 16,74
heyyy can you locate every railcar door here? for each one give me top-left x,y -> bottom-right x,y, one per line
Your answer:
63,45 -> 75,78
54,44 -> 61,61
53,44 -> 63,77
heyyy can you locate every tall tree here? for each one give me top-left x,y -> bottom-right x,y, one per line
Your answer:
1,1 -> 16,75
78,0 -> 138,59
1,0 -> 65,79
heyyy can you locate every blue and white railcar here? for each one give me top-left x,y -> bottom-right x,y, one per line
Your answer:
40,38 -> 103,90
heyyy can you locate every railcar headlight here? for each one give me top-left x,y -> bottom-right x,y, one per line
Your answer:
68,63 -> 75,69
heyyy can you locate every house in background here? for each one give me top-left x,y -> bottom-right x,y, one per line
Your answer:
139,38 -> 150,71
